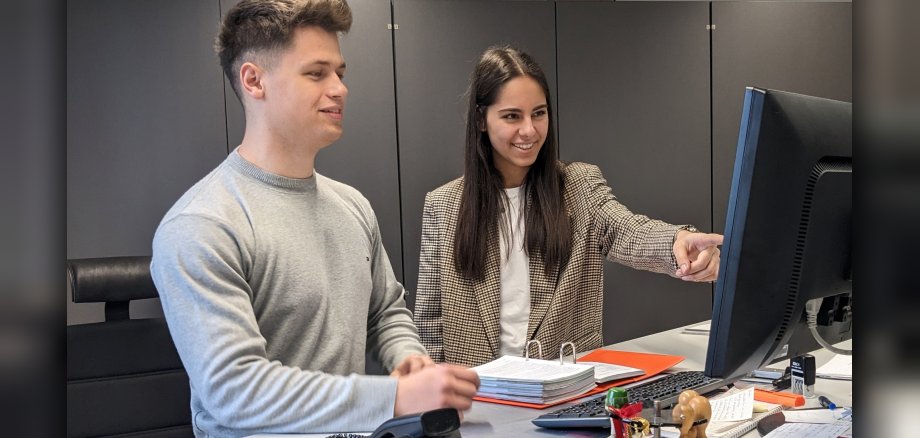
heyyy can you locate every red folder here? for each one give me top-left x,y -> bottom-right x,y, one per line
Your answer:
473,350 -> 685,409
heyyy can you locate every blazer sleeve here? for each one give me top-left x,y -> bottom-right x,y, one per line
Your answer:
413,192 -> 445,362
581,164 -> 687,275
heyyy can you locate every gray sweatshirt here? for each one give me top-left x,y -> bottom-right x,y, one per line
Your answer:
151,150 -> 426,437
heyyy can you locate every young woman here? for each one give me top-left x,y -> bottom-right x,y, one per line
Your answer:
414,46 -> 723,367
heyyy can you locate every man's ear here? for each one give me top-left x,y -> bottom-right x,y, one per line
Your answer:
239,62 -> 266,100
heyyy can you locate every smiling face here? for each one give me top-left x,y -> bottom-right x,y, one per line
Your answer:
483,76 -> 549,188
260,25 -> 348,152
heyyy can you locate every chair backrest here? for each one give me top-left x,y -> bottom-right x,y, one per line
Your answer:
67,256 -> 193,438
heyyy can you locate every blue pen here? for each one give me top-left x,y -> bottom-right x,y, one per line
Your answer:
818,395 -> 837,410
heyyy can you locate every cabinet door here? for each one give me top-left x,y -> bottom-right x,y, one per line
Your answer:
68,0 -> 228,323
221,0 -> 405,280
557,1 -> 712,343
393,0 -> 556,308
712,1 -> 852,233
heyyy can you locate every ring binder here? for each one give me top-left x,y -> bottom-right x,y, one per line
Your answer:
559,342 -> 577,365
478,349 -> 684,409
473,341 -> 597,405
524,340 -> 543,360
523,340 -> 580,364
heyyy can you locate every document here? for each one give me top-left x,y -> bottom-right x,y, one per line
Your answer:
474,349 -> 685,409
473,355 -> 596,404
783,405 -> 852,424
661,388 -> 782,438
473,355 -> 594,383
815,354 -> 852,380
247,434 -> 368,438
681,321 -> 711,335
762,421 -> 851,438
782,409 -> 840,424
709,387 -> 755,422
578,361 -> 644,383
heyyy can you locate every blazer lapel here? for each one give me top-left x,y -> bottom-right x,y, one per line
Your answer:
525,188 -> 560,348
472,224 -> 502,358
527,248 -> 559,344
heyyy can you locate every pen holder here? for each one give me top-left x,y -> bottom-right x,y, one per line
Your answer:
670,390 -> 712,438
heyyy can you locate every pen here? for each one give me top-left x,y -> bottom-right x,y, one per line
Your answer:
818,395 -> 837,410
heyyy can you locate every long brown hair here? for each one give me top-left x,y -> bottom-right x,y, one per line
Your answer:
454,45 -> 572,280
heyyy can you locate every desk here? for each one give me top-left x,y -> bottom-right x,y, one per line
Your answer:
458,321 -> 852,438
251,321 -> 852,438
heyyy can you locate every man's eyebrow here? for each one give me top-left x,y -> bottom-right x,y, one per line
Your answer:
303,60 -> 347,69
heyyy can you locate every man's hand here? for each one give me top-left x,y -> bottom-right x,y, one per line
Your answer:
394,364 -> 480,418
673,231 -> 723,282
390,354 -> 436,377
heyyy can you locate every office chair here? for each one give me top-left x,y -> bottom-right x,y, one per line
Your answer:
67,256 -> 192,438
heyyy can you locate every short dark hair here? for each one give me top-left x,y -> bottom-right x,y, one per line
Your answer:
455,45 -> 572,280
216,0 -> 352,99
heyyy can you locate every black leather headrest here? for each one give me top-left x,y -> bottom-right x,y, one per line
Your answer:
68,256 -> 159,304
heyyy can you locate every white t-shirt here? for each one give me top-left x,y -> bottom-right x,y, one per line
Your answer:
498,186 -> 531,357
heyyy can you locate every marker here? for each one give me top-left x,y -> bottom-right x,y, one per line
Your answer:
818,395 -> 837,410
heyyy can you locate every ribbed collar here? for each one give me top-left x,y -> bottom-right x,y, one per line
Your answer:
227,148 -> 317,193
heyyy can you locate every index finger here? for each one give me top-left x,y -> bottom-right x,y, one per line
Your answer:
692,233 -> 723,250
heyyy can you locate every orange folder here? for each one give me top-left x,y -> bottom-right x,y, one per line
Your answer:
473,350 -> 685,409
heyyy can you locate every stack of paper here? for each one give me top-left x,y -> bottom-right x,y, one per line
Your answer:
815,354 -> 852,380
472,355 -> 597,405
579,361 -> 644,383
681,321 -> 711,335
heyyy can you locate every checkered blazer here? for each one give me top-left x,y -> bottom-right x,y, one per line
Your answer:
414,162 -> 689,367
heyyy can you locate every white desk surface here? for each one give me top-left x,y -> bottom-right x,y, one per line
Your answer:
250,321 -> 852,438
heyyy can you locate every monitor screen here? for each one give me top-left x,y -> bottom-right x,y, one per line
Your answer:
705,88 -> 853,381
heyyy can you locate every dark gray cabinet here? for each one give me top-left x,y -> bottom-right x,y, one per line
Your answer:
556,1 -> 713,343
67,0 -> 228,322
712,1 -> 852,233
393,0 -> 557,308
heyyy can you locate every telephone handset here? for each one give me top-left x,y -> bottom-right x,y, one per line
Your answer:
324,408 -> 461,438
369,408 -> 461,438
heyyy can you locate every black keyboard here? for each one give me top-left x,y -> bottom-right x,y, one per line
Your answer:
532,371 -> 726,429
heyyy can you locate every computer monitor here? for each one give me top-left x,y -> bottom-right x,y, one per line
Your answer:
704,88 -> 853,381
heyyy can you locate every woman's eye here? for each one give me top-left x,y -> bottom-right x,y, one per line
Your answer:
306,71 -> 322,78
502,114 -> 519,120
533,110 -> 547,118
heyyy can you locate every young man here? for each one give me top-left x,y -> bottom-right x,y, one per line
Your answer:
150,1 -> 479,436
